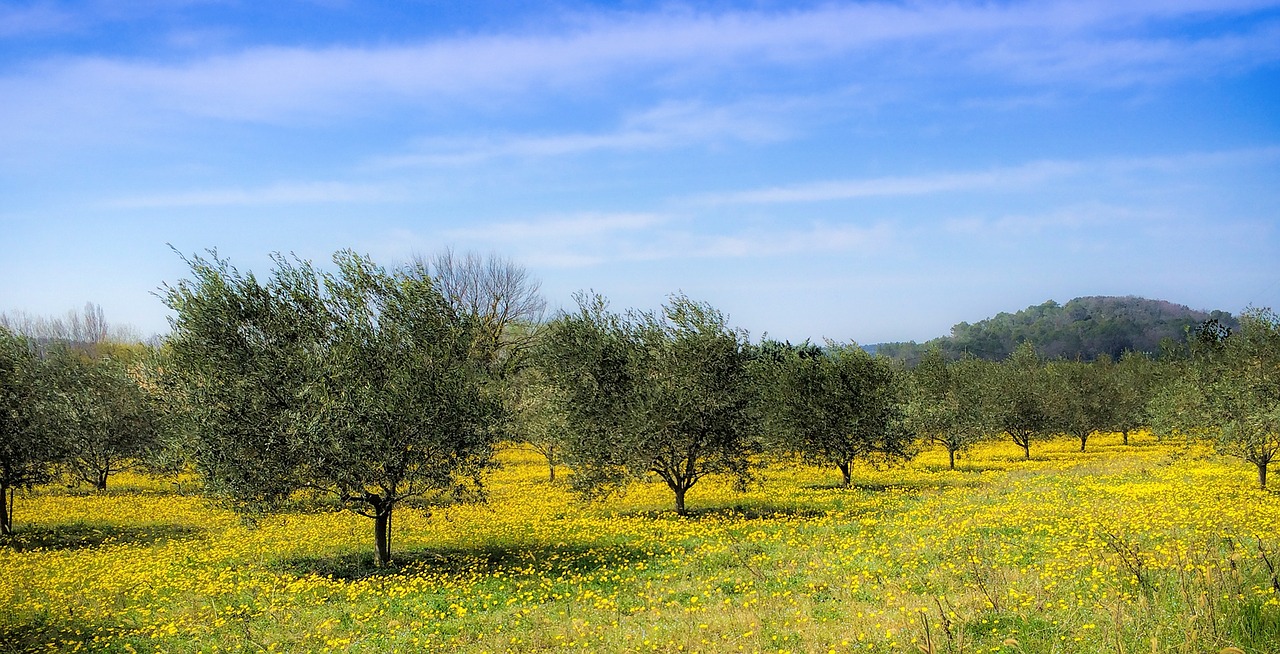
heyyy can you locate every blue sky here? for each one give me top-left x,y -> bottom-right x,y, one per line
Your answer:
1,0 -> 1278,343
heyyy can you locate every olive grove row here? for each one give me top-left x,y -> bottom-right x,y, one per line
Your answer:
2,250 -> 1276,565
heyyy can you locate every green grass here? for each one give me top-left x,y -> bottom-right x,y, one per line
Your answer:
2,434 -> 1280,653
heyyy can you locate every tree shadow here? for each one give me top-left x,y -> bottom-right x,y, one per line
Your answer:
803,481 -> 900,492
59,485 -> 188,498
610,504 -> 827,521
920,463 -> 1011,474
801,477 -> 985,492
274,540 -> 652,583
0,614 -> 112,654
0,522 -> 204,553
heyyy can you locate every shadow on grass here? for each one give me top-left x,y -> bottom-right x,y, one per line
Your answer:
275,540 -> 653,583
611,504 -> 828,522
59,485 -> 190,498
921,463 -> 1011,474
0,522 -> 204,553
0,615 -> 110,654
802,476 -> 986,492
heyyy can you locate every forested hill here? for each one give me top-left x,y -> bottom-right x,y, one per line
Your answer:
872,296 -> 1236,365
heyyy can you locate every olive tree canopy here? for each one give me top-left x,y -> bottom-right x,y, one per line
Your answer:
989,342 -> 1051,460
762,341 -> 914,486
907,349 -> 992,470
1,328 -> 68,535
162,250 -> 500,565
538,293 -> 758,515
1151,308 -> 1280,489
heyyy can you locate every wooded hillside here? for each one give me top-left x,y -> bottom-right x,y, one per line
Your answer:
873,296 -> 1236,364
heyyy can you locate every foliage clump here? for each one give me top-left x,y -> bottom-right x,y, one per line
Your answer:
537,293 -> 758,514
161,250 -> 500,564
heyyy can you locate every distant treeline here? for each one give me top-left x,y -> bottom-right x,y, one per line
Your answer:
871,296 -> 1237,365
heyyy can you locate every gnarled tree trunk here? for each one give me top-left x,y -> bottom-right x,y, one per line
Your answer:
367,495 -> 395,566
1011,432 -> 1032,460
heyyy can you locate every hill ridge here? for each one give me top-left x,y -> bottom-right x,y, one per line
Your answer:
872,295 -> 1236,364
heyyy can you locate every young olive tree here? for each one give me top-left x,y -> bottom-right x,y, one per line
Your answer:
1111,350 -> 1158,445
764,341 -> 914,486
1151,309 -> 1280,489
48,345 -> 163,490
907,349 -> 993,470
505,365 -> 570,481
162,250 -> 499,565
989,342 -> 1051,460
539,293 -> 758,515
1044,357 -> 1118,453
0,328 -> 68,535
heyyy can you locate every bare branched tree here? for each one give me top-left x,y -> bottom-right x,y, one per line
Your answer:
411,249 -> 546,377
0,302 -> 140,347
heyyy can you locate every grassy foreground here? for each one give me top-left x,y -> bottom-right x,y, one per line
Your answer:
2,433 -> 1279,653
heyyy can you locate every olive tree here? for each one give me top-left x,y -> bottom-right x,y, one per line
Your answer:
539,293 -> 758,515
49,345 -> 162,490
907,349 -> 993,470
1044,357 -> 1117,453
505,365 -> 570,481
1111,350 -> 1158,445
763,341 -> 914,486
1151,309 -> 1280,489
0,328 -> 67,535
162,250 -> 499,565
989,342 -> 1051,460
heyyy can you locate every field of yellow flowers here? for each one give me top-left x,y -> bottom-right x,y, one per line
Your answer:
3,433 -> 1279,653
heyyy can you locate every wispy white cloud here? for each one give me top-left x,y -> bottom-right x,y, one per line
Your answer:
0,3 -> 76,38
941,202 -> 1161,237
3,0 -> 1277,130
445,211 -> 893,268
971,19 -> 1280,87
445,213 -> 671,268
447,212 -> 668,242
696,161 -> 1084,204
103,181 -> 406,208
371,100 -> 793,167
697,146 -> 1280,205
658,222 -> 894,260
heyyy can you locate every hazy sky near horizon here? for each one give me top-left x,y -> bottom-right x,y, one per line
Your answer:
2,0 -> 1278,343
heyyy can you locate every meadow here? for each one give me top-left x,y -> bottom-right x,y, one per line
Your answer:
2,433 -> 1279,654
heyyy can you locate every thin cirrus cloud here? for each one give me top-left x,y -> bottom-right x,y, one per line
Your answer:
102,181 -> 408,209
695,147 -> 1280,205
446,212 -> 892,268
685,222 -> 893,259
96,146 -> 1280,212
446,212 -> 670,268
695,161 -> 1086,205
370,100 -> 794,167
941,202 -> 1162,238
973,20 -> 1280,87
2,0 -> 1277,130
447,212 -> 669,242
0,4 -> 75,38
